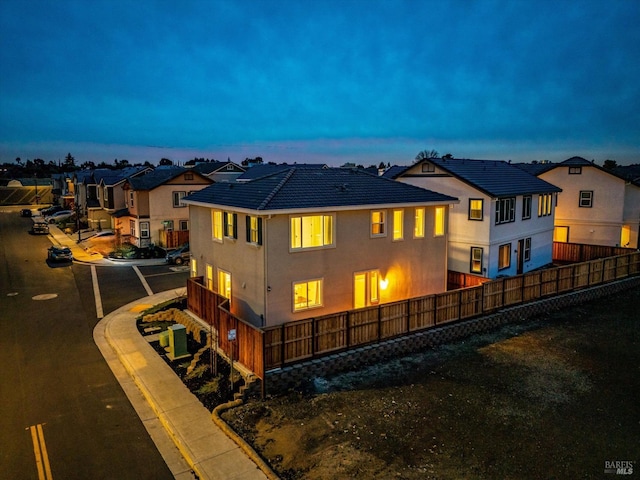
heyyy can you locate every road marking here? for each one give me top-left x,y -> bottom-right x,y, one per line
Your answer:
29,424 -> 53,480
91,265 -> 104,319
133,265 -> 154,296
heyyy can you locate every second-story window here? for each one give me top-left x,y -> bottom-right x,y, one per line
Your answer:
414,207 -> 425,238
495,197 -> 515,224
393,209 -> 404,241
223,212 -> 237,238
434,206 -> 445,236
246,216 -> 263,245
522,195 -> 532,220
469,199 -> 483,220
579,191 -> 593,208
569,166 -> 582,174
538,193 -> 552,216
140,221 -> 150,238
129,191 -> 134,208
371,210 -> 386,237
212,210 -> 223,241
290,214 -> 334,250
173,191 -> 186,207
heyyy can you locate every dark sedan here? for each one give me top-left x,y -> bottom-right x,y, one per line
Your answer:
47,246 -> 73,262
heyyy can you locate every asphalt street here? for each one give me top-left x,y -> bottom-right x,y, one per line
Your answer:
0,207 -> 189,479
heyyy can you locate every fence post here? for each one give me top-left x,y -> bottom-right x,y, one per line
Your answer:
280,323 -> 285,368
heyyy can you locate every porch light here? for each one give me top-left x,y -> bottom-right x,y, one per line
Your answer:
379,278 -> 389,290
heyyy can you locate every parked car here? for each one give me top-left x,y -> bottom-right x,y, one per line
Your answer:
31,221 -> 50,235
47,245 -> 73,262
45,210 -> 73,224
38,205 -> 64,216
86,230 -> 114,240
166,243 -> 190,265
20,208 -> 33,217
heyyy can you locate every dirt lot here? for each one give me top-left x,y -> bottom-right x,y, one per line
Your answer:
223,287 -> 640,479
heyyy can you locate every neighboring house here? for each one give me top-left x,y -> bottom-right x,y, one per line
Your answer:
72,167 -> 151,230
393,158 -> 562,279
120,167 -> 213,248
183,167 -> 458,328
51,173 -> 74,208
517,157 -> 640,248
191,161 -> 245,182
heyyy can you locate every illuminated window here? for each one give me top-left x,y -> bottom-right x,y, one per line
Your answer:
223,212 -> 237,238
470,247 -> 483,273
190,258 -> 197,278
206,264 -> 214,290
371,210 -> 386,236
354,270 -> 380,309
469,199 -> 483,220
522,195 -> 532,220
218,269 -> 231,301
538,194 -> 552,216
290,214 -> 334,250
130,219 -> 136,237
246,216 -> 262,245
293,279 -> 322,311
498,243 -> 511,270
393,209 -> 404,240
434,206 -> 445,236
212,210 -> 223,241
414,207 -> 425,238
554,226 -> 569,243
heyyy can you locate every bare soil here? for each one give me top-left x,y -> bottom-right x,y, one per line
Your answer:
222,287 -> 640,479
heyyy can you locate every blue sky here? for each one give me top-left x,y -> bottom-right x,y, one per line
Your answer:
1,0 -> 639,166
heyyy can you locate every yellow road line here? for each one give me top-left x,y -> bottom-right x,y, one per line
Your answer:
29,424 -> 53,480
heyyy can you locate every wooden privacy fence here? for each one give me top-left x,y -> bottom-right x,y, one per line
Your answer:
552,241 -> 635,263
186,251 -> 639,378
187,277 -> 265,380
159,229 -> 189,248
262,251 -> 640,370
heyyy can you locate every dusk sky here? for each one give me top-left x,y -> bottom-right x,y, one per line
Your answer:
1,0 -> 639,167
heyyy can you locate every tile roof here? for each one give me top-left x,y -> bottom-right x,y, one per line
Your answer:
408,158 -> 562,197
236,163 -> 328,181
192,161 -> 244,175
184,167 -> 458,211
126,166 -> 188,190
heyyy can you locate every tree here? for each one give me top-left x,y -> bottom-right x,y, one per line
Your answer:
415,149 -> 439,162
80,160 -> 96,169
603,159 -> 617,170
64,153 -> 76,169
159,158 -> 173,166
442,153 -> 454,159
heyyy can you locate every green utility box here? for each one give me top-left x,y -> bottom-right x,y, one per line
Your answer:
167,324 -> 190,360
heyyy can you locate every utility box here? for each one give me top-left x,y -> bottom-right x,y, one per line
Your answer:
158,330 -> 170,347
167,324 -> 190,360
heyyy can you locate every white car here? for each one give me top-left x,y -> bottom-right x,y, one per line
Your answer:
45,210 -> 73,223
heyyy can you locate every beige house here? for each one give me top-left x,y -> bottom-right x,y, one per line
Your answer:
120,167 -> 213,248
518,157 -> 640,248
183,167 -> 458,327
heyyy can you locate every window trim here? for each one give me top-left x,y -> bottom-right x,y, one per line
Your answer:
470,247 -> 483,273
290,213 -> 335,251
522,195 -> 532,220
568,166 -> 582,175
495,197 -> 516,224
434,206 -> 445,237
413,207 -> 425,238
173,191 -> 187,208
421,162 -> 435,173
140,221 -> 150,238
246,215 -> 263,245
523,237 -> 531,262
293,278 -> 323,312
469,198 -> 483,221
223,212 -> 238,239
212,209 -> 223,242
579,190 -> 593,208
392,209 -> 404,241
370,210 -> 386,237
498,243 -> 511,270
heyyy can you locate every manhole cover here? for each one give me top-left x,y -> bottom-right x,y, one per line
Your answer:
32,294 -> 58,301
7,292 -> 19,297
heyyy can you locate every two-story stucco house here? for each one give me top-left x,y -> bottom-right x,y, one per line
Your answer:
183,167 -> 458,328
517,157 -> 640,248
393,158 -> 562,279
119,167 -> 213,248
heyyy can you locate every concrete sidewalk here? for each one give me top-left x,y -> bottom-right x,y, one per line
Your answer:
94,291 -> 269,480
